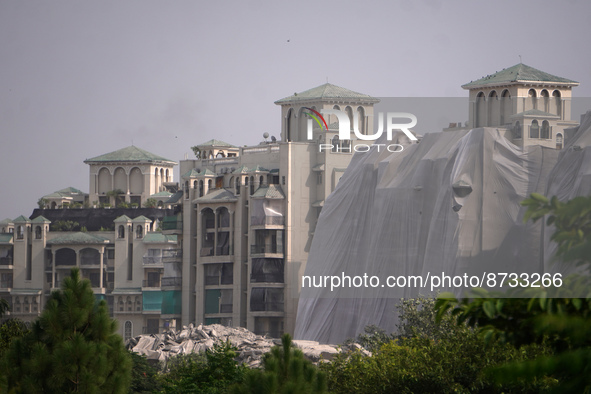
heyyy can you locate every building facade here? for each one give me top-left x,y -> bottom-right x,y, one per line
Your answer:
1,70 -> 580,339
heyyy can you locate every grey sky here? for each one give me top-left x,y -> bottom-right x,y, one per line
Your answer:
1,0 -> 590,220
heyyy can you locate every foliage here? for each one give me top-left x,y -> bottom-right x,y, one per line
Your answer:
107,189 -> 125,197
128,351 -> 161,394
0,298 -> 9,318
158,340 -> 246,393
322,334 -> 553,394
143,198 -> 158,208
435,194 -> 591,392
1,268 -> 131,393
69,202 -> 83,209
231,333 -> 327,394
118,201 -> 131,209
0,319 -> 28,356
191,146 -> 201,159
324,296 -> 553,393
52,220 -> 80,231
100,202 -> 112,208
37,197 -> 48,209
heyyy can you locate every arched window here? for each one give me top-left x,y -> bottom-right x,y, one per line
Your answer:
118,296 -> 124,311
124,321 -> 132,341
345,106 -> 354,131
199,180 -> 204,197
356,106 -> 366,135
250,176 -> 255,195
127,296 -> 132,312
207,179 -> 213,190
530,120 -> 540,139
235,177 -> 240,195
541,90 -> 549,112
552,90 -> 562,117
528,89 -> 537,110
475,92 -> 486,127
259,175 -> 264,187
184,181 -> 189,199
514,121 -> 522,139
541,120 -> 550,139
118,225 -> 125,239
17,226 -> 24,240
500,90 -> 511,125
332,135 -> 340,153
556,133 -> 563,150
193,180 -> 197,189
488,91 -> 498,126
136,225 -> 143,239
35,226 -> 42,239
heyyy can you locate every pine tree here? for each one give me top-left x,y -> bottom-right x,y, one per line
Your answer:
1,268 -> 131,393
231,333 -> 327,394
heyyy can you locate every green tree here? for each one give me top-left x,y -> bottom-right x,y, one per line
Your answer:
0,319 -> 28,357
1,268 -> 131,393
143,198 -> 158,208
159,340 -> 246,393
231,334 -> 327,394
128,351 -> 161,394
52,220 -> 80,231
37,197 -> 48,209
191,146 -> 201,159
435,194 -> 591,392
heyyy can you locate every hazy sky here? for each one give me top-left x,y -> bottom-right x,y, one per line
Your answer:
1,0 -> 590,220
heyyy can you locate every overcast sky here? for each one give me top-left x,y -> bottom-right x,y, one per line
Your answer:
1,0 -> 590,220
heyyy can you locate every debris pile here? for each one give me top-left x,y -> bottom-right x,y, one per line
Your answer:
127,323 -> 342,368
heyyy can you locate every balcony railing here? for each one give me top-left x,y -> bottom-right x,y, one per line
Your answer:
251,216 -> 284,226
0,280 -> 13,289
143,256 -> 163,265
200,247 -> 214,257
162,249 -> 182,260
0,257 -> 13,266
250,273 -> 284,283
142,280 -> 161,288
251,245 -> 282,255
251,302 -> 284,312
161,277 -> 182,287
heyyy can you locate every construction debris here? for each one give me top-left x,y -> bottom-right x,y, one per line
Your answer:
127,324 -> 342,368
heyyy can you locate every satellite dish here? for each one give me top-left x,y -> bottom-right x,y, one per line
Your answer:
263,132 -> 269,139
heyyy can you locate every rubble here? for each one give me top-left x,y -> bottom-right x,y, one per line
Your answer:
127,323 -> 343,368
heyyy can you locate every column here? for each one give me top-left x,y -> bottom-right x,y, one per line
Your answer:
51,249 -> 56,288
214,210 -> 218,256
75,250 -> 80,267
229,211 -> 234,256
99,249 -> 104,288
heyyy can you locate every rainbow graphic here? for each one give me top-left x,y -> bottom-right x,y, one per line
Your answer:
304,107 -> 328,131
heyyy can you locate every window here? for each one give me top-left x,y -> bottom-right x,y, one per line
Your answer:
317,172 -> 322,185
118,225 -> 125,239
136,225 -> 143,239
124,321 -> 132,341
235,178 -> 240,195
530,120 -> 540,139
17,226 -> 24,240
35,226 -> 42,239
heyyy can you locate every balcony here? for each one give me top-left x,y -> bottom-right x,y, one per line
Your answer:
161,277 -> 182,287
0,257 -> 13,266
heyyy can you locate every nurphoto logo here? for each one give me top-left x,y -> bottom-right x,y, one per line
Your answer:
305,108 -> 418,153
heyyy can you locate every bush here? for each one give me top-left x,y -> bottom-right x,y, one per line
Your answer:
322,296 -> 554,393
